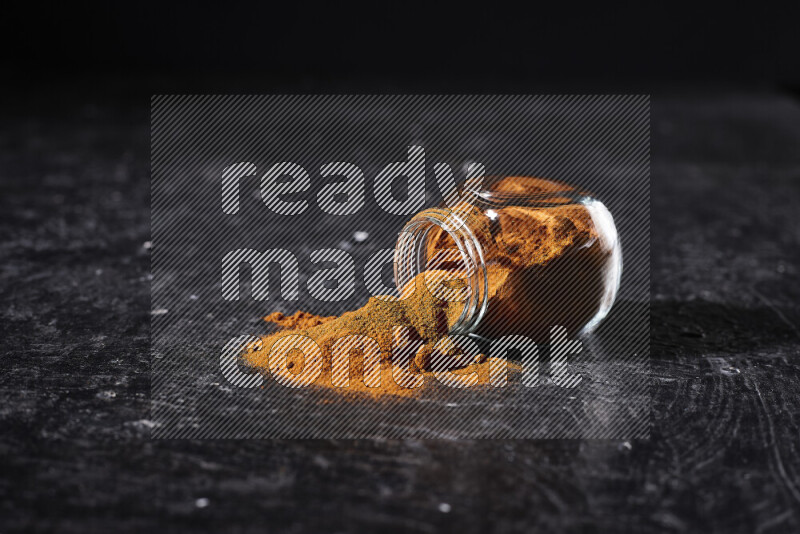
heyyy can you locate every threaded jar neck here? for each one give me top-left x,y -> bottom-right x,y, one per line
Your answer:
394,207 -> 489,335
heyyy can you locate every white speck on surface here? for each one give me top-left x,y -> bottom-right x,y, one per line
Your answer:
720,366 -> 741,376
95,269 -> 103,276
189,294 -> 199,300
439,503 -> 451,513
143,241 -> 152,250
151,308 -> 168,315
619,441 -> 632,451
96,390 -> 116,400
353,231 -> 369,242
129,419 -> 158,429
313,455 -> 331,469
195,498 -> 210,508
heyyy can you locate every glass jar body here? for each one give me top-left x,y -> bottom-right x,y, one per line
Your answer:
394,177 -> 621,342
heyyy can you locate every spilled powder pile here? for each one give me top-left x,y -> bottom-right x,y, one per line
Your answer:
242,177 -> 608,399
242,271 -> 515,399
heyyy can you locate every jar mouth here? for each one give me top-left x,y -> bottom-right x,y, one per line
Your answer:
394,209 -> 489,336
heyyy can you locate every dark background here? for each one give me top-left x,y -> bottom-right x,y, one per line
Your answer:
5,3 -> 800,91
2,3 -> 800,533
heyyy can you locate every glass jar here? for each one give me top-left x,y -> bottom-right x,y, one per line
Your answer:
394,176 -> 621,342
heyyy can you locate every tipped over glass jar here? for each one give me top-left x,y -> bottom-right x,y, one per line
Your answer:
394,176 -> 622,342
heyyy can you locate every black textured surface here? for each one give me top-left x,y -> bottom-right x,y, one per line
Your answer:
2,89 -> 800,532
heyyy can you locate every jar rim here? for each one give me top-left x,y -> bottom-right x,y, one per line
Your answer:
394,208 -> 489,336
463,176 -> 591,207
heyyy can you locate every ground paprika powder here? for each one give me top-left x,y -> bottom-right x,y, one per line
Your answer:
242,176 -> 621,398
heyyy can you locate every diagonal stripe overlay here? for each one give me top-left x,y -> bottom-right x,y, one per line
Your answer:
151,95 -> 650,439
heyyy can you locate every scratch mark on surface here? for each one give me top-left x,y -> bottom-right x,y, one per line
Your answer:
750,377 -> 800,507
755,508 -> 794,534
752,289 -> 800,339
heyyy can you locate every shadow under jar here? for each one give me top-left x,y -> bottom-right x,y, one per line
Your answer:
394,176 -> 622,343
